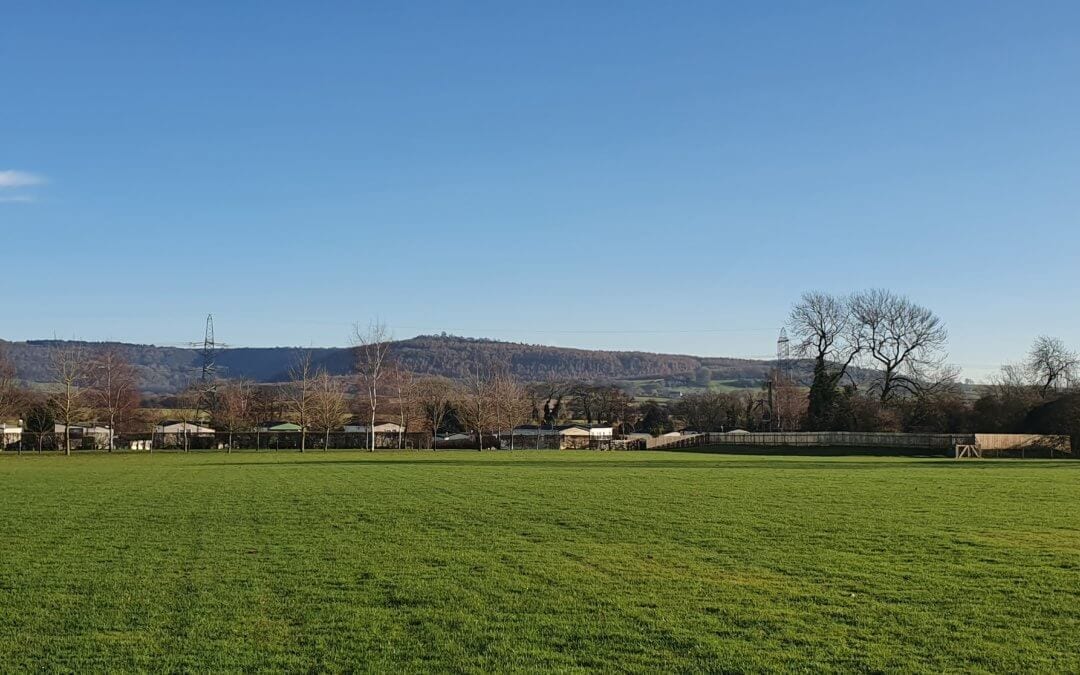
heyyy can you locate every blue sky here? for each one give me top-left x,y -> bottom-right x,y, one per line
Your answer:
2,2 -> 1078,378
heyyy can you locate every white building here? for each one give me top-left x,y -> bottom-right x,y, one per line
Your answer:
588,426 -> 614,440
511,424 -> 612,449
343,422 -> 404,435
1,423 -> 22,447
53,424 -> 113,448
153,422 -> 216,434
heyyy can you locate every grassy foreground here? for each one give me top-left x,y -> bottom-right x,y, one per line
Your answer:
1,451 -> 1077,672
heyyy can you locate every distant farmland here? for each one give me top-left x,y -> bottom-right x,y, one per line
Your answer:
1,451 -> 1077,671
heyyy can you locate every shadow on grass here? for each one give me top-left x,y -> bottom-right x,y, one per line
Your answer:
193,456 -> 1074,471
672,446 -> 948,458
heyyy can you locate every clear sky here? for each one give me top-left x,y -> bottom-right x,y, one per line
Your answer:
3,2 -> 1078,378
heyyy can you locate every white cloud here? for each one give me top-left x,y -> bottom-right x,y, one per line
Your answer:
0,195 -> 36,203
0,170 -> 46,188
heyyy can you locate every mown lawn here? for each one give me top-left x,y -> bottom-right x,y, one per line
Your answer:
0,451 -> 1077,672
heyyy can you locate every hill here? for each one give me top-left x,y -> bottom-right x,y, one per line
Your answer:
1,335 -> 789,394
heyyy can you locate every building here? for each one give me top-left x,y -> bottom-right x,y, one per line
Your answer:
154,421 -> 216,435
153,421 -> 216,449
254,421 -> 304,433
587,425 -> 614,440
54,424 -> 113,449
512,424 -> 613,449
1,423 -> 22,448
343,421 -> 404,435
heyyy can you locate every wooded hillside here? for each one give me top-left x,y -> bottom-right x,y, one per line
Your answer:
2,335 -> 780,393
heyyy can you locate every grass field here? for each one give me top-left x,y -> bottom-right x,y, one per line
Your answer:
1,451 -> 1078,672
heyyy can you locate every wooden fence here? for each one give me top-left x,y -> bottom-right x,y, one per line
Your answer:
703,432 -> 973,450
642,431 -> 1073,455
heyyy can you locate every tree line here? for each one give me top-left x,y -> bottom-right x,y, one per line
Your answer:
781,289 -> 1078,440
0,322 -> 657,453
3,304 -> 1078,453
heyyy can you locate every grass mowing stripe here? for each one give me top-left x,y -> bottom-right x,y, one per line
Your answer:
0,451 -> 1077,671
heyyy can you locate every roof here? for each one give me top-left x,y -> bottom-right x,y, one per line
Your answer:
345,422 -> 404,431
156,422 -> 215,432
54,423 -> 111,433
258,421 -> 303,431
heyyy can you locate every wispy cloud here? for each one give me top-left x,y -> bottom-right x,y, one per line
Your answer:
0,170 -> 46,204
0,170 -> 46,188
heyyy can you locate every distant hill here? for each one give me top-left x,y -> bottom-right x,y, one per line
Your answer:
1,335 -> 793,394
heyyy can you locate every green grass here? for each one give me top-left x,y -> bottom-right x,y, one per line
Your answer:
1,451 -> 1078,672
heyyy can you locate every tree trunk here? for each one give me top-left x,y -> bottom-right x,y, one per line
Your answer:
300,428 -> 306,453
228,431 -> 233,454
325,428 -> 330,451
370,402 -> 376,452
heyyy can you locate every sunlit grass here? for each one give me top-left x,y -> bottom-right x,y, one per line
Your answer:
1,451 -> 1077,671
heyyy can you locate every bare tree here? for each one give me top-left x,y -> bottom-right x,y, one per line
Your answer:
458,365 -> 495,450
787,291 -> 860,429
311,369 -> 349,450
415,377 -> 456,450
283,351 -> 316,452
0,345 -> 24,426
353,320 -> 393,451
849,289 -> 950,403
525,379 -> 574,449
387,365 -> 419,449
215,379 -> 254,452
48,343 -> 89,455
88,346 -> 140,451
493,371 -> 530,449
0,345 -> 26,453
607,389 -> 638,436
788,292 -> 858,371
1026,336 -> 1077,397
173,384 -> 202,452
24,396 -> 53,454
249,386 -> 282,451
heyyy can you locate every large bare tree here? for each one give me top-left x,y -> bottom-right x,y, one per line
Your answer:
787,291 -> 860,429
1026,336 -> 1077,397
48,343 -> 90,455
849,289 -> 950,402
353,321 -> 393,451
88,346 -> 140,451
311,369 -> 349,451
